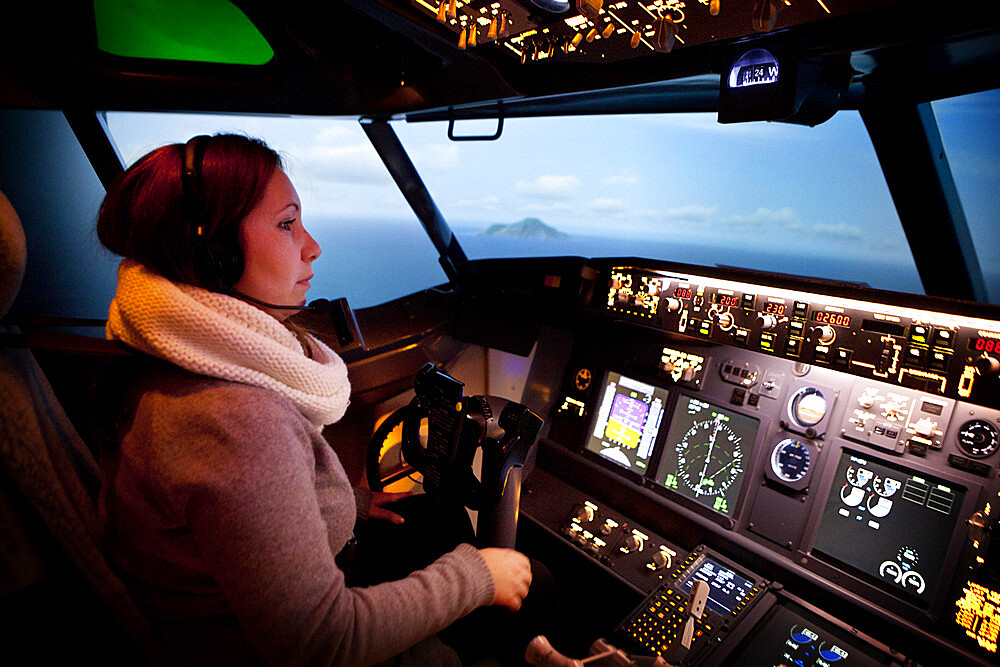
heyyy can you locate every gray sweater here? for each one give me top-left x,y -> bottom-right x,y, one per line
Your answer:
99,362 -> 495,666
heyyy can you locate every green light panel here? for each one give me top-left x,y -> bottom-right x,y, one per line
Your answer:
93,0 -> 274,65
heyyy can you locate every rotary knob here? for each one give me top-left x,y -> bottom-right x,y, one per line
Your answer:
665,298 -> 682,312
857,392 -> 876,409
756,313 -> 778,330
622,533 -> 644,552
974,353 -> 1000,377
649,550 -> 671,570
574,505 -> 595,523
600,519 -> 616,535
811,325 -> 836,345
717,311 -> 735,331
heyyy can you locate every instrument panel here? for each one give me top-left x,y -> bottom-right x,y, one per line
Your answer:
521,258 -> 1000,665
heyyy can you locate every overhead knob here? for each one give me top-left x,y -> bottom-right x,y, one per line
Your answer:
857,393 -> 876,409
974,353 -> 1000,377
812,325 -> 836,345
574,505 -> 595,523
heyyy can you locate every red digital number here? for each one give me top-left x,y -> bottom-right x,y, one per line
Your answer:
766,303 -> 785,316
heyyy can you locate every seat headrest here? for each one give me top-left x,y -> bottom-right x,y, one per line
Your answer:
0,191 -> 27,318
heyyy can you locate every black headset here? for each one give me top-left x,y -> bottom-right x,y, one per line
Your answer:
182,135 -> 244,288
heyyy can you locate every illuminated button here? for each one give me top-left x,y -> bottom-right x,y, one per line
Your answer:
932,329 -> 954,348
929,351 -> 949,371
789,320 -> 804,336
834,348 -> 852,367
814,345 -> 830,363
905,346 -> 927,366
759,332 -> 775,353
742,294 -> 756,310
735,329 -> 749,346
909,324 -> 929,344
793,302 -> 809,319
785,337 -> 802,356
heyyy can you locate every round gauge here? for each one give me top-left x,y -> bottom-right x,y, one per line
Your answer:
846,465 -> 873,488
957,419 -> 999,458
788,387 -> 827,427
770,438 -> 811,483
872,474 -> 901,498
674,416 -> 745,498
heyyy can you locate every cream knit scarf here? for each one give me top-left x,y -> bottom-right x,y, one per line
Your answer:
106,259 -> 350,428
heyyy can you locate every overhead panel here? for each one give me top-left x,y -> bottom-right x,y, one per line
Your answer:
409,0 -> 896,65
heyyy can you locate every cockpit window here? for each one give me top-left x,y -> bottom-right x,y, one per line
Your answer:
932,88 -> 1000,304
395,112 -> 925,296
105,112 -> 450,308
93,0 -> 274,65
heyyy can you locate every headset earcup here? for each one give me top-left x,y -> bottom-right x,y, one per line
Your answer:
213,241 -> 244,286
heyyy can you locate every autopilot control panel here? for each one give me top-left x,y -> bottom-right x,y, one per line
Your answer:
520,258 -> 1000,665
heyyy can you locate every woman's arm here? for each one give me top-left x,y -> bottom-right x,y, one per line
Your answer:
144,381 -> 495,666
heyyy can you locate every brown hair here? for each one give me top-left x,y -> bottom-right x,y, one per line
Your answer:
97,133 -> 282,288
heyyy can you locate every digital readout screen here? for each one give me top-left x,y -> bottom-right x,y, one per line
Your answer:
585,371 -> 669,472
813,310 -> 852,327
813,451 -> 966,605
655,396 -> 760,516
968,336 -> 999,353
679,556 -> 756,616
723,602 -> 892,666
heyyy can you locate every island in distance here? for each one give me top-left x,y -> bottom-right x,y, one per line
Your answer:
480,217 -> 569,239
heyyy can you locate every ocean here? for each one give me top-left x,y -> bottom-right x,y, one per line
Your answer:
305,219 -> 994,310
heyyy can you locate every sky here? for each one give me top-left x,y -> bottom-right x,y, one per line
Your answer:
105,89 -> 999,302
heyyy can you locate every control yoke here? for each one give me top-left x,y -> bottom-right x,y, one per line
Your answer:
371,363 -> 543,548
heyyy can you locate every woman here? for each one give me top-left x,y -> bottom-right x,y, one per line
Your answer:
96,133 -> 532,665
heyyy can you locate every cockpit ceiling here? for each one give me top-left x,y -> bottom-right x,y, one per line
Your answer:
410,0 -> 893,65
1,0 -> 998,117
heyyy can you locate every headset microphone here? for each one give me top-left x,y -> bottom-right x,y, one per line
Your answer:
223,287 -> 330,314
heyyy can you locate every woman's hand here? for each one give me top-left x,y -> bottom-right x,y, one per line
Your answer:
366,491 -> 413,524
479,547 -> 532,611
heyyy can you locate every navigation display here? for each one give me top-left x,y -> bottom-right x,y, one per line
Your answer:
724,601 -> 893,666
813,451 -> 966,605
585,371 -> 669,473
654,396 -> 760,516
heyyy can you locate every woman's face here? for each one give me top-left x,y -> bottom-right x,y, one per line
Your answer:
233,169 -> 321,320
